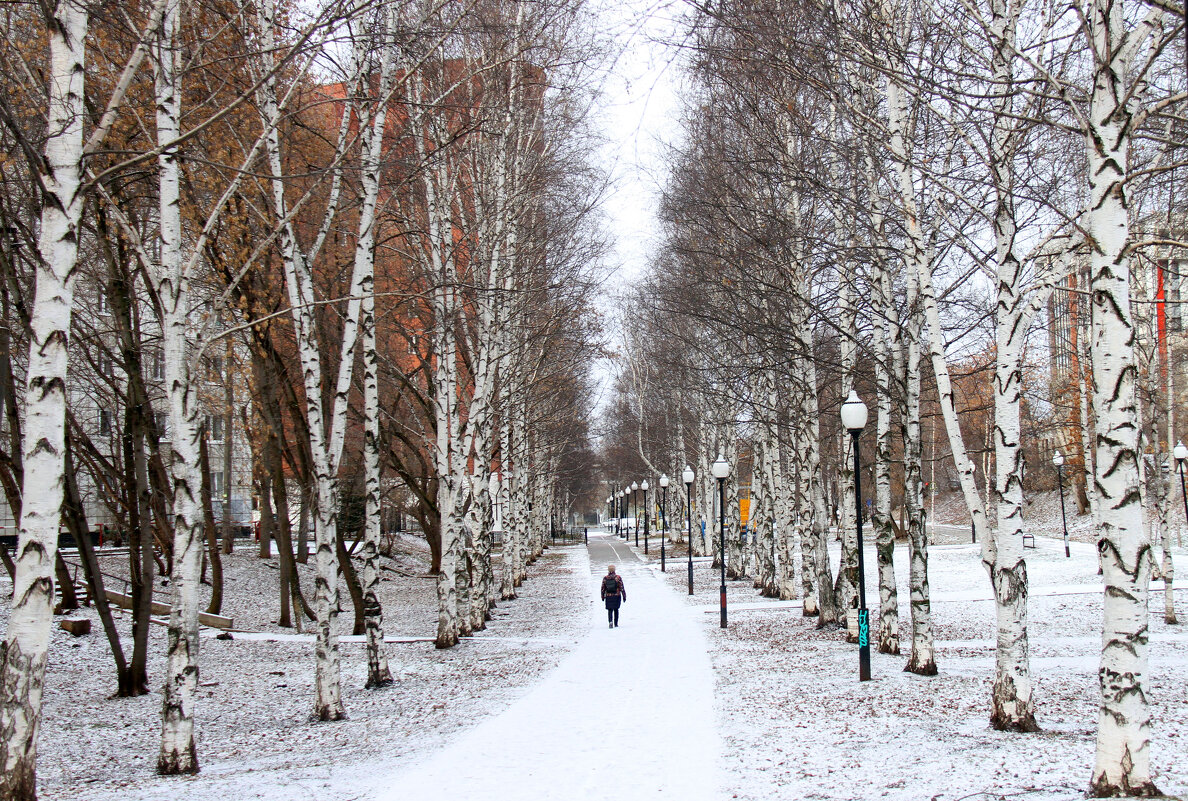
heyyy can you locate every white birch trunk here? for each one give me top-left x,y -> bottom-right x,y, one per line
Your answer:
154,0 -> 209,769
806,361 -> 838,627
833,149 -> 858,622
1086,3 -> 1160,788
775,427 -> 798,601
873,212 -> 900,655
0,1 -> 88,793
980,0 -> 1037,730
361,270 -> 392,685
259,0 -> 346,715
354,6 -> 398,687
884,42 -> 935,673
793,420 -> 818,614
903,303 -> 936,675
726,427 -> 743,579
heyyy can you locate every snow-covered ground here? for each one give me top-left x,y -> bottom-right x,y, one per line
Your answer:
7,526 -> 1187,800
651,532 -> 1188,800
2,541 -> 592,801
928,488 -> 1188,547
372,533 -> 720,801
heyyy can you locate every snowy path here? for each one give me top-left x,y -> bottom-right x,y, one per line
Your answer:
374,533 -> 721,801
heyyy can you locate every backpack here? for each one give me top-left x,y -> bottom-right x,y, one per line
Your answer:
602,574 -> 619,596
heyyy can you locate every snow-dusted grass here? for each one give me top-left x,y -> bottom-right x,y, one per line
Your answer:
1,542 -> 590,801
13,527 -> 1187,800
929,488 -> 1188,548
646,534 -> 1188,800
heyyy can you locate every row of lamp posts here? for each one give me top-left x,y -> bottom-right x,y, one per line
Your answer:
597,391 -> 870,680
600,395 -> 1188,687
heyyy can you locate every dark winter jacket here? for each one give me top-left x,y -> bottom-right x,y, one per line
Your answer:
601,573 -> 625,601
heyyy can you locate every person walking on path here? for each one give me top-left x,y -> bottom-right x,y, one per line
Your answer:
602,565 -> 626,628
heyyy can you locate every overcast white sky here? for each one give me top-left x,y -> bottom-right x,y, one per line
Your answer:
582,1 -> 687,421
588,0 -> 686,288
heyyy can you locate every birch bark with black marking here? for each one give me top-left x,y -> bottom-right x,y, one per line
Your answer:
0,1 -> 88,794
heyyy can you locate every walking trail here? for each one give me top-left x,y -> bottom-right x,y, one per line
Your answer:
375,532 -> 721,800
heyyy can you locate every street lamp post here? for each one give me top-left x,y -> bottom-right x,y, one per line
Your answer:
840,390 -> 871,682
1175,442 -> 1188,544
712,454 -> 730,628
659,474 -> 669,572
1053,450 -> 1070,557
642,480 -> 650,555
632,481 -> 639,546
683,466 -> 694,595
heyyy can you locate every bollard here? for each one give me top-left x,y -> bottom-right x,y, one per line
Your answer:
584,527 -> 588,544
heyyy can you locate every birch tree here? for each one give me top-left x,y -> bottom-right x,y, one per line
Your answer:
1082,1 -> 1167,790
0,0 -> 89,793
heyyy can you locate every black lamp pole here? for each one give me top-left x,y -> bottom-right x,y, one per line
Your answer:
1180,460 -> 1188,530
685,468 -> 694,595
851,428 -> 871,681
1055,454 -> 1070,557
842,390 -> 870,682
717,474 -> 727,628
643,482 -> 650,555
712,454 -> 730,628
659,477 -> 668,572
633,483 -> 639,546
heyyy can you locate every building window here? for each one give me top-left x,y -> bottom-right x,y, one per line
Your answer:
154,412 -> 169,439
97,351 -> 114,379
98,408 -> 111,436
205,355 -> 223,382
151,352 -> 165,381
408,334 -> 419,355
205,414 -> 224,442
211,470 -> 225,499
96,288 -> 110,316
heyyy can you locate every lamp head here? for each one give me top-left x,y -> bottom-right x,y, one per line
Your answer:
641,480 -> 649,492
1052,450 -> 1064,468
711,453 -> 730,480
631,481 -> 638,491
682,465 -> 694,485
840,390 -> 868,433
1175,441 -> 1188,463
659,474 -> 669,489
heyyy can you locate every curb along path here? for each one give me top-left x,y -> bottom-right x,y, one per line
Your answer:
375,532 -> 721,801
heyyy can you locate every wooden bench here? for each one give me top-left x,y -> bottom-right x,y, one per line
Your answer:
103,589 -> 234,629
